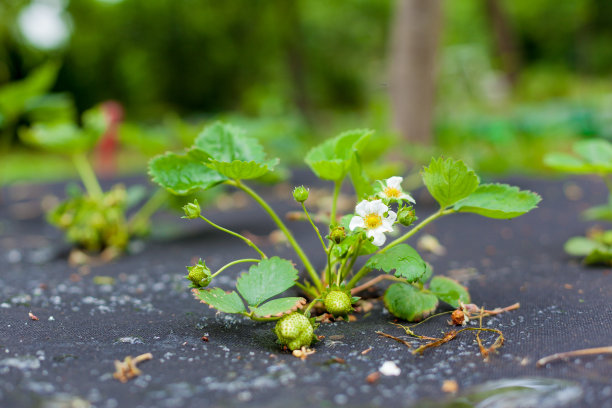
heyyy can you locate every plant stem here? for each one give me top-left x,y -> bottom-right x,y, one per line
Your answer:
381,208 -> 454,253
198,214 -> 267,259
243,312 -> 281,322
229,180 -> 322,291
330,180 -> 342,225
302,203 -> 328,253
342,239 -> 363,284
303,298 -> 321,316
294,281 -> 320,299
326,243 -> 334,286
72,153 -> 103,198
345,265 -> 372,290
212,258 -> 260,278
128,188 -> 167,234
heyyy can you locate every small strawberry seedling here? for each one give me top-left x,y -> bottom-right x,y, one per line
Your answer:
19,106 -> 167,256
545,139 -> 612,264
150,122 -> 541,350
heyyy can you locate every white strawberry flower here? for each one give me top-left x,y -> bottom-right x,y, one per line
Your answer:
349,199 -> 397,246
377,176 -> 415,204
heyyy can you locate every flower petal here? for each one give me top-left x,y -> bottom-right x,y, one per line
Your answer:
369,230 -> 387,246
349,215 -> 365,231
355,200 -> 370,217
386,176 -> 403,189
400,193 -> 416,204
370,200 -> 388,216
385,210 -> 397,224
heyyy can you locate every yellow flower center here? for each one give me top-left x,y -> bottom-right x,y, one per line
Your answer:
384,187 -> 401,198
364,213 -> 382,229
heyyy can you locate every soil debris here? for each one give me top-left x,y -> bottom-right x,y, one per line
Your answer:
292,347 -> 315,360
365,372 -> 380,384
113,353 -> 153,383
28,312 -> 39,321
441,379 -> 459,394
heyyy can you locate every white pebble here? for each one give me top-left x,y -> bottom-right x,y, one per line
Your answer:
379,361 -> 401,376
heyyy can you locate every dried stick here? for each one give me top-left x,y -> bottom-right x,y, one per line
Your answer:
376,331 -> 413,348
536,346 -> 612,367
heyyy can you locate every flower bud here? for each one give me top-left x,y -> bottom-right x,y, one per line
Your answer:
182,199 -> 201,219
397,206 -> 417,227
292,186 -> 309,203
329,226 -> 346,244
186,259 -> 212,288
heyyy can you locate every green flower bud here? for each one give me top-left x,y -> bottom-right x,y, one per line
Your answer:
397,206 -> 417,227
292,186 -> 309,203
274,312 -> 316,350
324,290 -> 352,316
329,226 -> 346,244
182,199 -> 201,219
186,259 -> 212,288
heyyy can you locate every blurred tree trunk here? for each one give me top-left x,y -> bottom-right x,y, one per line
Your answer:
484,0 -> 521,85
389,0 -> 442,145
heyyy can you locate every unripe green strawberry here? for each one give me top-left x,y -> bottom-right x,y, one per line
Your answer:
274,312 -> 315,351
324,290 -> 352,316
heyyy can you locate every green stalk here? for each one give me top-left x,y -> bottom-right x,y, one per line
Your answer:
212,258 -> 260,278
345,265 -> 371,290
72,153 -> 103,198
294,281 -> 320,299
330,180 -> 342,225
229,180 -> 323,292
198,214 -> 267,259
342,239 -> 363,284
326,243 -> 335,286
244,312 -> 281,322
302,203 -> 328,253
128,188 -> 167,234
381,209 -> 454,253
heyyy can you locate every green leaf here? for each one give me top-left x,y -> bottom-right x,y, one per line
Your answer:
573,139 -> 612,166
429,276 -> 470,308
148,152 -> 226,195
365,244 -> 428,282
543,152 -> 593,174
453,183 -> 541,219
250,297 -> 306,318
348,153 -> 374,199
194,122 -> 267,163
305,129 -> 373,181
384,283 -> 439,321
582,204 -> 612,222
0,61 -> 61,121
207,158 -> 279,180
236,257 -> 298,306
564,236 -> 600,256
18,106 -> 107,154
544,140 -> 612,174
422,157 -> 480,208
584,249 -> 612,266
195,288 -> 246,314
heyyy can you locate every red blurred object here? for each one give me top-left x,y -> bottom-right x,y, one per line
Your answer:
95,101 -> 124,178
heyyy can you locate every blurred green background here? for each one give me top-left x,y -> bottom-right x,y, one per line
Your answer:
1,0 -> 612,184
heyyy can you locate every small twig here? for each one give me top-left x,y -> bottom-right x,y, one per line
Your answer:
413,331 -> 458,355
478,302 -> 521,317
376,331 -> 413,348
113,353 -> 153,383
351,275 -> 404,295
536,346 -> 612,367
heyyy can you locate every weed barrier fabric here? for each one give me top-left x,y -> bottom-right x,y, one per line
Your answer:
1,176 -> 611,408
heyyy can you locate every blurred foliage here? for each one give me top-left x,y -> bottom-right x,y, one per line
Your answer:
2,0 -> 612,181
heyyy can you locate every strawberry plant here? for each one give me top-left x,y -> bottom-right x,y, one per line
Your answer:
545,139 -> 612,264
19,106 -> 167,256
150,122 -> 541,350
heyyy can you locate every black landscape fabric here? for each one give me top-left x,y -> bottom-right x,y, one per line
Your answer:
1,175 -> 611,408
